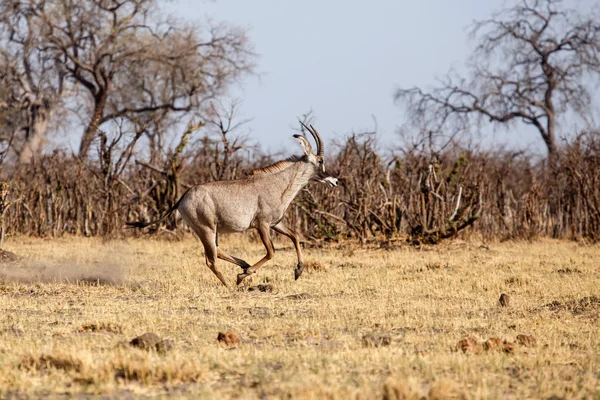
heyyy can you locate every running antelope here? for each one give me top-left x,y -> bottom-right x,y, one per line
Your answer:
127,123 -> 338,288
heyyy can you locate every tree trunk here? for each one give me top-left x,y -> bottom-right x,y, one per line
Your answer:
79,95 -> 106,159
18,106 -> 52,165
543,67 -> 558,167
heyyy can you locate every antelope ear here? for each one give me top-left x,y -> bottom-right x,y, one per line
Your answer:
293,134 -> 313,155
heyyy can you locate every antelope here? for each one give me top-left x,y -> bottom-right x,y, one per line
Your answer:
127,123 -> 338,288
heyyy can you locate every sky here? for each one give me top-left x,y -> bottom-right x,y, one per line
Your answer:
167,0 -> 538,155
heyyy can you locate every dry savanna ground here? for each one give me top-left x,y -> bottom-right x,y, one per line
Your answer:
0,235 -> 599,399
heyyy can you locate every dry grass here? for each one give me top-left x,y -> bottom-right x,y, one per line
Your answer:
0,236 -> 599,399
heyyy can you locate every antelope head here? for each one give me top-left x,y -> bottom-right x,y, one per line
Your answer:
294,122 -> 338,188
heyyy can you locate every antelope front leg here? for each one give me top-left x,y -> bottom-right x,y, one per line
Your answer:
272,223 -> 305,280
237,224 -> 274,285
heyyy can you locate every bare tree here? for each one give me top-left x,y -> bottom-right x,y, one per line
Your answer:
2,0 -> 254,159
205,99 -> 253,181
396,0 -> 600,164
0,4 -> 68,164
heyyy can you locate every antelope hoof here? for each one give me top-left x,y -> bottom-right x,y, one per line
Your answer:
236,272 -> 251,286
294,263 -> 304,280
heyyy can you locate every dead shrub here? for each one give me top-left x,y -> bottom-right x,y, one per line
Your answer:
3,129 -> 600,243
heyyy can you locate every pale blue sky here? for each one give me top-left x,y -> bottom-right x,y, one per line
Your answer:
52,0 -> 597,156
170,0 -> 536,154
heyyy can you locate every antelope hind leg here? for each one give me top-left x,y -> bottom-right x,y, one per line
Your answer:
237,224 -> 274,285
198,230 -> 230,288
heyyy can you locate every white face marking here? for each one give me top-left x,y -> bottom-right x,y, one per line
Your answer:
321,176 -> 338,187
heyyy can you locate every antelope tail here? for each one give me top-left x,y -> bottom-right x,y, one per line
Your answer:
126,194 -> 185,229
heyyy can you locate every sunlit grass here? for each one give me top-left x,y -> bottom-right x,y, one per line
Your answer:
1,236 -> 599,399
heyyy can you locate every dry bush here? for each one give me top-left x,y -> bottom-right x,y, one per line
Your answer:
1,130 -> 599,243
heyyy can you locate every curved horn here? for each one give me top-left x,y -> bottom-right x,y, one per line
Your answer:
309,124 -> 325,157
299,121 -> 325,157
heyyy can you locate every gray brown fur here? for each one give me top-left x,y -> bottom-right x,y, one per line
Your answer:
127,124 -> 337,288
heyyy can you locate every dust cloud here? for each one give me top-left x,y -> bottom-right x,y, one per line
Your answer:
0,250 -> 127,286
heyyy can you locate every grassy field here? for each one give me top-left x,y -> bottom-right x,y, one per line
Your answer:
0,235 -> 599,399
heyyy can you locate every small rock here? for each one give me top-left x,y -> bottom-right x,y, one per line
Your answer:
516,334 -> 537,347
217,330 -> 240,348
130,332 -> 161,350
457,337 -> 482,354
483,337 -> 504,351
155,339 -> 174,353
362,333 -> 391,348
499,293 -> 511,307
